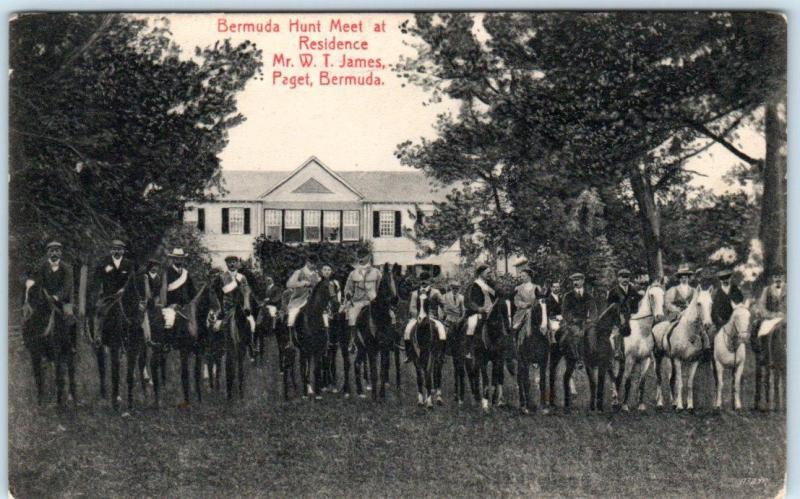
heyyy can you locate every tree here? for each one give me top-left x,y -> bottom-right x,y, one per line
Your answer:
9,14 -> 263,274
396,13 -> 785,279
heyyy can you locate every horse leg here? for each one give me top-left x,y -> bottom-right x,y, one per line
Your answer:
654,352 -> 664,409
587,365 -> 596,411
368,349 -> 379,401
96,345 -> 107,399
734,352 -> 745,410
224,342 -> 235,401
341,340 -> 351,396
686,360 -> 699,411
621,356 -> 635,411
30,350 -> 45,405
671,358 -> 682,410
597,366 -> 607,412
480,359 -> 491,411
637,357 -> 651,411
125,347 -> 136,409
55,354 -> 66,407
380,349 -> 389,400
548,352 -> 559,408
67,349 -> 77,405
353,346 -> 364,396
538,361 -> 547,409
194,349 -> 203,402
110,345 -> 121,410
518,361 -> 530,412
394,343 -> 402,389
238,343 -> 246,399
150,352 -> 161,408
753,360 -> 762,410
563,360 -> 574,410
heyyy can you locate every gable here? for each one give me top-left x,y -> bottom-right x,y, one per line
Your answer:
261,157 -> 362,202
292,177 -> 333,194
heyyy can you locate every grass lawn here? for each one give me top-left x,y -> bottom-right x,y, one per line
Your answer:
9,325 -> 785,498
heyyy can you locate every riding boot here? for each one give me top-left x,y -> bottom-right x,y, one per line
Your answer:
404,340 -> 414,364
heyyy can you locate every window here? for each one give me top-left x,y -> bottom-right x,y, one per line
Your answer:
323,211 -> 340,241
284,210 -> 302,243
343,210 -> 360,241
229,208 -> 245,235
265,209 -> 281,241
304,210 -> 321,242
379,211 -> 395,237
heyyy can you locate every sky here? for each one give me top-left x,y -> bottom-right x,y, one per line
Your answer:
158,13 -> 764,194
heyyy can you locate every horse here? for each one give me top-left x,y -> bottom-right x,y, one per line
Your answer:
583,302 -> 622,412
22,281 -> 78,407
514,294 -> 551,414
752,310 -> 786,412
610,283 -> 666,412
464,297 -> 511,412
548,311 -> 585,411
295,278 -> 337,399
713,303 -> 752,410
652,284 -> 714,411
407,315 -> 447,408
447,317 -> 468,405
275,290 -> 299,400
322,305 -> 353,395
353,263 -> 398,401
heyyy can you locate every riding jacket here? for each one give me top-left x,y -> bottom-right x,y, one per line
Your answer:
711,283 -> 744,328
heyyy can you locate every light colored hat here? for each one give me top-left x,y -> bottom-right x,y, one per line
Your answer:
111,239 -> 126,249
675,264 -> 692,277
168,248 -> 187,258
46,241 -> 63,250
570,272 -> 585,281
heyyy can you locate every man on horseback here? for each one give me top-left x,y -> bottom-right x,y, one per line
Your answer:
464,264 -> 496,360
441,279 -> 465,336
91,239 -> 137,409
209,255 -> 253,400
512,267 -> 542,340
752,266 -> 786,341
606,268 -> 640,360
286,253 -> 322,344
160,247 -> 197,410
403,271 -> 446,362
561,272 -> 597,370
23,241 -> 77,406
665,264 -> 695,322
343,247 -> 382,345
711,268 -> 745,330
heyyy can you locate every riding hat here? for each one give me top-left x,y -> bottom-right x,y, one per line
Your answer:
46,241 -> 63,250
168,248 -> 187,258
475,264 -> 489,276
519,266 -> 536,279
617,268 -> 631,277
772,265 -> 785,276
449,280 -> 460,287
569,272 -> 585,281
716,268 -> 734,279
225,255 -> 240,263
111,239 -> 126,249
356,247 -> 370,259
305,253 -> 319,263
675,264 -> 692,277
146,258 -> 160,269
418,271 -> 431,282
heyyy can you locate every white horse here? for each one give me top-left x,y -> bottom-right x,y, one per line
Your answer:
652,285 -> 714,411
611,283 -> 665,411
713,303 -> 752,410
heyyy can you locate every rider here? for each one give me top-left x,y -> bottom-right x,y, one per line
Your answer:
751,266 -> 786,345
403,271 -> 446,362
23,241 -> 76,405
544,278 -> 563,344
711,268 -> 745,330
464,264 -> 497,360
259,275 -> 283,329
606,268 -> 640,360
92,239 -> 136,408
286,253 -> 322,343
209,255 -> 253,400
343,247 -> 382,345
512,267 -> 541,341
160,247 -> 197,410
664,264 -> 694,322
440,279 -> 465,332
561,272 -> 597,371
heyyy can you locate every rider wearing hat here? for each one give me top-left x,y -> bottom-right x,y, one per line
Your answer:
512,266 -> 545,340
665,264 -> 694,322
561,272 -> 597,370
440,279 -> 465,329
158,247 -> 198,409
751,265 -> 786,344
606,268 -> 641,359
343,246 -> 382,339
711,268 -> 744,330
403,271 -> 446,362
286,253 -> 322,332
464,263 -> 497,359
23,241 -> 76,405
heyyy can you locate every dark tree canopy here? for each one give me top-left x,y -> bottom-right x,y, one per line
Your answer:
10,14 -> 263,271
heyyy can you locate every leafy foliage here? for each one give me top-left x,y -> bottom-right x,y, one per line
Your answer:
9,14 -> 263,275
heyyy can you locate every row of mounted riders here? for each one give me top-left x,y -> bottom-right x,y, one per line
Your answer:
20,241 -> 786,415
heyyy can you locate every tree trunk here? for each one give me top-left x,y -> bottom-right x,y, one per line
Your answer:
629,164 -> 664,280
759,97 -> 786,279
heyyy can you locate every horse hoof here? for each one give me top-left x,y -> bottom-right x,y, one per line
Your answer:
358,393 -> 367,399
637,404 -> 647,412
315,396 -> 323,401
343,393 -> 350,399
622,404 -> 630,413
481,399 -> 489,412
331,388 -> 339,394
435,396 -> 444,406
458,400 -> 464,407
520,407 -> 530,416
366,385 -> 372,392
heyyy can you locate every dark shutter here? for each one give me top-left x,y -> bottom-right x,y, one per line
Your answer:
394,211 -> 402,237
222,208 -> 229,234
300,210 -> 305,241
197,208 -> 205,233
244,208 -> 251,234
281,209 -> 285,241
373,211 -> 380,238
339,210 -> 344,242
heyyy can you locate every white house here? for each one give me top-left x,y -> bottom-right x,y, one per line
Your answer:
184,156 -> 461,276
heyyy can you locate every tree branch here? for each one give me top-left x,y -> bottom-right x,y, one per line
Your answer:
684,118 -> 762,167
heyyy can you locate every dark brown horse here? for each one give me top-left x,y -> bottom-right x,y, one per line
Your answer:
295,278 -> 337,399
582,302 -> 621,412
463,297 -> 511,412
514,292 -> 551,414
752,320 -> 786,411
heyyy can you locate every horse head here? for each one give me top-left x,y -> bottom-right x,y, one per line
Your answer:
694,284 -> 715,334
727,303 -> 752,344
646,283 -> 666,323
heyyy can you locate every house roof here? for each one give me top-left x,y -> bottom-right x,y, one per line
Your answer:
213,169 -> 451,203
